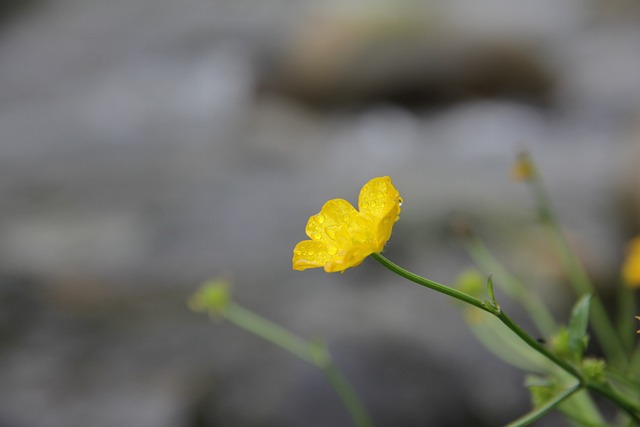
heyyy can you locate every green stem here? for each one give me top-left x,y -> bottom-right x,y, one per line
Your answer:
616,283 -> 636,355
543,218 -> 627,366
464,235 -> 557,336
372,253 -> 640,423
495,309 -> 580,378
225,303 -> 315,363
558,388 -> 607,426
321,363 -> 374,427
629,345 -> 640,381
371,253 -> 492,313
460,237 -> 604,424
525,161 -> 627,367
586,381 -> 640,422
505,382 -> 581,427
223,303 -> 374,427
372,253 -> 578,376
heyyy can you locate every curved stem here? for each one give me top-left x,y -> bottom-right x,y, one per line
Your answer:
371,253 -> 491,313
505,382 -> 581,427
225,303 -> 315,363
542,217 -> 627,367
494,310 -> 580,377
372,253 -> 640,423
586,381 -> 640,423
464,235 -> 557,336
320,362 -> 374,427
224,303 -> 374,427
372,253 -> 579,378
523,156 -> 627,367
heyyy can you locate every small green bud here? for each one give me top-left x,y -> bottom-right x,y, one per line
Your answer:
549,328 -> 571,357
454,269 -> 485,298
582,357 -> 606,384
188,278 -> 232,317
550,326 -> 588,363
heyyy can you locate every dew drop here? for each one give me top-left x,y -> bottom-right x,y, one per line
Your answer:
312,232 -> 322,240
398,198 -> 403,207
317,214 -> 325,224
328,246 -> 338,255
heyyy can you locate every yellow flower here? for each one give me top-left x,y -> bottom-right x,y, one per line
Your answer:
292,176 -> 402,272
511,152 -> 535,182
622,236 -> 640,287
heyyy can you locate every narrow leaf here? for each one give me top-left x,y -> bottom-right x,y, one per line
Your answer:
568,294 -> 592,358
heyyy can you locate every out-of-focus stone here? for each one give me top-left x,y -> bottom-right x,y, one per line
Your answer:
618,112 -> 640,233
259,5 -> 555,108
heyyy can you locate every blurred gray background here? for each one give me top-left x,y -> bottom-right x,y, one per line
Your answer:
1,0 -> 640,426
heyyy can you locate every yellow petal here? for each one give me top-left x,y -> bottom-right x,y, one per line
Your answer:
305,199 -> 359,242
358,176 -> 402,251
292,240 -> 335,271
324,244 -> 374,272
511,152 -> 535,181
622,236 -> 640,287
358,176 -> 401,220
293,176 -> 402,273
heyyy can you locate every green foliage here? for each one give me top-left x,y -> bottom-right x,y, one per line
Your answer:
187,279 -> 231,317
550,328 -> 573,360
526,375 -> 559,408
454,268 -> 485,298
192,152 -> 640,427
567,295 -> 592,360
581,358 -> 606,384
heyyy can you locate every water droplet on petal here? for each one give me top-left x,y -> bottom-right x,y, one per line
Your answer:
328,246 -> 338,255
312,232 -> 322,240
317,214 -> 325,224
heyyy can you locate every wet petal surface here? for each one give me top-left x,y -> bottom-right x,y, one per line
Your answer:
293,176 -> 402,273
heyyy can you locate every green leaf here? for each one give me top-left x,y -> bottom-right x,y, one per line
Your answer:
567,294 -> 591,358
466,311 -> 548,371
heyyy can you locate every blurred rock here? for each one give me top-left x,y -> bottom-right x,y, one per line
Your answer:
0,274 -> 41,352
0,1 -> 638,426
259,5 -> 555,109
618,111 -> 640,234
0,0 -> 44,30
